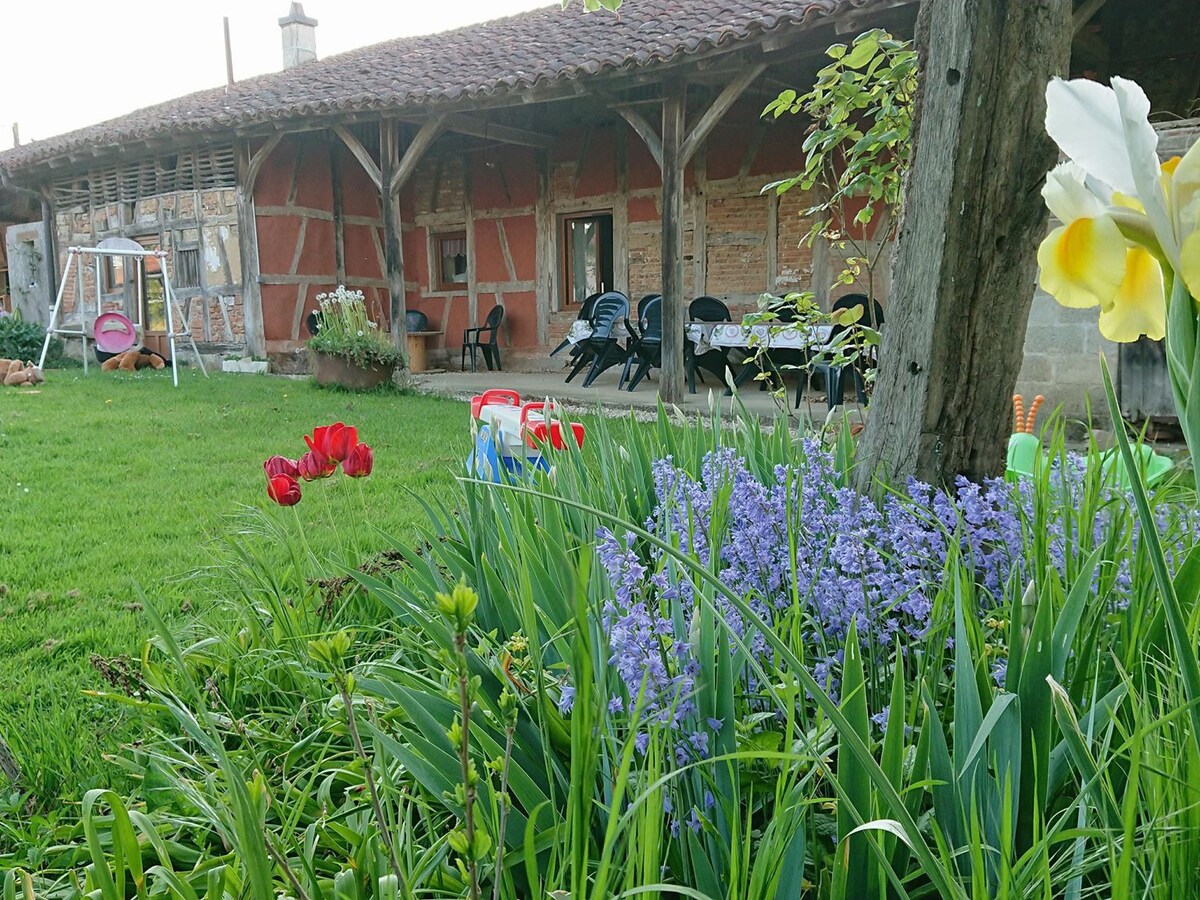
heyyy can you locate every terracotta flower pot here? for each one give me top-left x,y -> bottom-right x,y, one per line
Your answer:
312,352 -> 394,391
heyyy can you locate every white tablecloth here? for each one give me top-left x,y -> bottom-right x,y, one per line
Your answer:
686,322 -> 834,355
565,320 -> 835,354
565,319 -> 632,345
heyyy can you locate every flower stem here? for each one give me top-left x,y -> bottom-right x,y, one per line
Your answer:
454,630 -> 481,900
339,677 -> 408,896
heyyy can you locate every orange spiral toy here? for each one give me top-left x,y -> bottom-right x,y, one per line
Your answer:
1012,394 -> 1045,434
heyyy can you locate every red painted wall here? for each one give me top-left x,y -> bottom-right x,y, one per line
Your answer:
254,134 -> 387,348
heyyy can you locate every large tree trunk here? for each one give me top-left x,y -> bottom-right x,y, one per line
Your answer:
854,0 -> 1072,487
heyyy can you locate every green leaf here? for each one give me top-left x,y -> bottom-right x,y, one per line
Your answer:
833,618 -> 873,900
843,34 -> 881,69
1101,356 -> 1200,763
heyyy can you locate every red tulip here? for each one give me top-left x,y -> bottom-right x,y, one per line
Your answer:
326,424 -> 358,462
263,455 -> 300,479
304,424 -> 336,457
305,422 -> 358,463
298,450 -> 336,481
267,473 -> 302,506
343,442 -> 374,478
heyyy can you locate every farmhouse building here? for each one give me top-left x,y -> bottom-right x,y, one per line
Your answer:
1,0 -> 1198,416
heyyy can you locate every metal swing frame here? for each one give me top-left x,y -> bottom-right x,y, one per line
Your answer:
38,244 -> 208,387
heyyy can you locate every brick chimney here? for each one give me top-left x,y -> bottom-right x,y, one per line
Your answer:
279,3 -> 318,69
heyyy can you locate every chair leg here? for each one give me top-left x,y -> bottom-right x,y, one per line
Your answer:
582,347 -> 610,388
852,368 -> 868,406
493,343 -> 502,371
627,359 -> 653,391
481,345 -> 495,371
827,366 -> 845,411
565,347 -> 594,382
619,353 -> 637,390
461,343 -> 467,371
583,344 -> 621,388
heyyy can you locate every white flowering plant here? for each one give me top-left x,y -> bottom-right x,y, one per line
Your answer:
306,285 -> 403,370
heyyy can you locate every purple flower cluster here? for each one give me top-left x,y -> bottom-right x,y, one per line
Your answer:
592,443 -> 1027,737
595,530 -> 707,762
587,442 -> 1198,753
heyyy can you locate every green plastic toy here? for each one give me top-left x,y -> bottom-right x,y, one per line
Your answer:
1005,393 -> 1173,489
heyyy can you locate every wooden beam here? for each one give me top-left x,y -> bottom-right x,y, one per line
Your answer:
659,78 -> 687,404
331,137 -> 346,285
40,195 -> 58,322
389,114 -> 447,196
614,106 -> 663,170
246,132 -> 283,193
380,121 -> 409,355
235,139 -> 266,356
332,125 -> 382,191
1073,0 -> 1107,32
534,149 -> 554,344
679,64 -> 766,167
441,114 -> 555,149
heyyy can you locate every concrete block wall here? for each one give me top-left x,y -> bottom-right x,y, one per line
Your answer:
1016,286 -> 1118,426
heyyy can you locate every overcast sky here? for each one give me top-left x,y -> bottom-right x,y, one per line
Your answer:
1,0 -> 553,152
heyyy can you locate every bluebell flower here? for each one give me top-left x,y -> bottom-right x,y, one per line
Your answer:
557,685 -> 575,714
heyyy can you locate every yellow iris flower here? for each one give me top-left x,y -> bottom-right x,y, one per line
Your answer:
1039,77 -> 1200,342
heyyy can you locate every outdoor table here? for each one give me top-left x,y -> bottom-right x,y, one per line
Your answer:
685,321 -> 834,390
685,321 -> 833,354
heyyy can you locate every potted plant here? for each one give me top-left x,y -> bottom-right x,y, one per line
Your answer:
306,286 -> 403,390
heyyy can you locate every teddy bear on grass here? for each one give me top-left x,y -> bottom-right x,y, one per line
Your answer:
100,349 -> 166,372
0,359 -> 45,387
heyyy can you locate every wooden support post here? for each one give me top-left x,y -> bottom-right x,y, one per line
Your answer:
331,137 -> 346,285
235,139 -> 267,357
659,78 -> 687,404
535,149 -> 554,343
611,67 -> 766,402
40,193 -> 58,321
379,115 -> 444,357
379,121 -> 408,355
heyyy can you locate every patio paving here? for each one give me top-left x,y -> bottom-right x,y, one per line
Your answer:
413,364 -> 845,422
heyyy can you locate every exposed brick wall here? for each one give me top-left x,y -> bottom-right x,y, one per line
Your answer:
53,187 -> 245,351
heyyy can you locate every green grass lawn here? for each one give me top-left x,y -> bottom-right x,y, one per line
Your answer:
0,369 -> 466,812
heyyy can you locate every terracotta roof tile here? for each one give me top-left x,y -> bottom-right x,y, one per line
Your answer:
1,0 -> 884,172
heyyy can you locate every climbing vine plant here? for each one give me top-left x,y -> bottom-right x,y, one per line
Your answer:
763,29 -> 917,300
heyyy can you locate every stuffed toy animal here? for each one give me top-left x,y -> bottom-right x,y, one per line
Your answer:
101,349 -> 166,372
0,360 -> 45,387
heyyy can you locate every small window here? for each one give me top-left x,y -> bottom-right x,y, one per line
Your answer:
561,212 -> 613,306
103,256 -> 127,292
433,230 -> 468,291
175,247 -> 202,290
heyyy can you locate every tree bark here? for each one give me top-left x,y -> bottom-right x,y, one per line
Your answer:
854,0 -> 1073,488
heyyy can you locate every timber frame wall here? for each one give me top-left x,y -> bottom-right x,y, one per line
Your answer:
50,149 -> 246,352
241,93 -> 858,365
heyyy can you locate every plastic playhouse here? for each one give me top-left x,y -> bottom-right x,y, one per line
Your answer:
467,389 -> 586,481
1006,393 -> 1173,489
